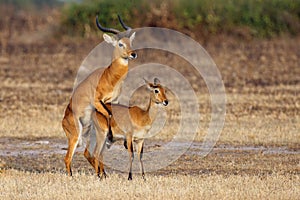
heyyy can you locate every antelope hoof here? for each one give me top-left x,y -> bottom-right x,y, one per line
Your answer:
99,172 -> 107,180
128,173 -> 132,180
66,168 -> 72,177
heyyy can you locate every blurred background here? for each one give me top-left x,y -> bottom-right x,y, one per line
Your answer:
1,0 -> 300,41
0,0 -> 299,144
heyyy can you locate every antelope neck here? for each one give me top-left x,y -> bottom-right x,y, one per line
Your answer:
146,95 -> 159,122
111,56 -> 129,67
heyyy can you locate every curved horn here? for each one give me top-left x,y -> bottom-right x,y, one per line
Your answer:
96,15 -> 120,34
118,14 -> 131,30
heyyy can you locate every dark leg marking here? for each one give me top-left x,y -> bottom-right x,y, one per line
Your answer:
100,101 -> 113,143
128,172 -> 132,180
130,142 -> 133,152
124,139 -> 128,149
100,101 -> 112,117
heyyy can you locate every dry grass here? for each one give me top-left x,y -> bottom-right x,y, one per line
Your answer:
1,169 -> 299,200
0,51 -> 299,147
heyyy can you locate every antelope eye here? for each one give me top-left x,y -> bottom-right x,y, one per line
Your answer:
154,89 -> 159,94
118,42 -> 124,47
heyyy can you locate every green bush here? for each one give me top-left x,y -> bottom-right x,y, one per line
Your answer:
60,0 -> 300,38
173,0 -> 300,37
60,0 -> 143,36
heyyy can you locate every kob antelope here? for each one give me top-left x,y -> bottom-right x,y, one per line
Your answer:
62,15 -> 137,176
84,78 -> 169,180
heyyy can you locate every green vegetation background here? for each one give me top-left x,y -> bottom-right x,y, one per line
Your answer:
1,0 -> 300,38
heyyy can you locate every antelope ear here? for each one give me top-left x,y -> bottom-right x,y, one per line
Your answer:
103,33 -> 117,46
154,77 -> 160,85
129,32 -> 136,44
143,78 -> 149,84
144,78 -> 154,90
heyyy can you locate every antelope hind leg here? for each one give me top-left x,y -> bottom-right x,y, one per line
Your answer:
62,112 -> 80,176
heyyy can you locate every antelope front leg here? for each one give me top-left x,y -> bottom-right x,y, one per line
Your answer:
136,139 -> 145,180
98,154 -> 107,179
94,156 -> 106,179
126,136 -> 134,180
98,101 -> 113,144
84,148 -> 99,172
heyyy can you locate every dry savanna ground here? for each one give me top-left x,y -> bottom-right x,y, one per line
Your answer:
0,8 -> 299,199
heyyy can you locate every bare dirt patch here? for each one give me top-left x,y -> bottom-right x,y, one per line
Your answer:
0,137 -> 299,176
